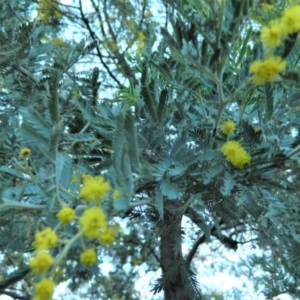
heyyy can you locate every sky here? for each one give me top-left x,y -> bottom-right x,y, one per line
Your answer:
0,1 -> 297,300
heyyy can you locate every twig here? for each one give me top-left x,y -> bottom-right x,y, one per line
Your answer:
0,290 -> 30,300
149,245 -> 166,272
79,0 -> 122,87
186,234 -> 206,265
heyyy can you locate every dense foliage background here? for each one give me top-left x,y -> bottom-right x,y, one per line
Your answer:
1,0 -> 300,299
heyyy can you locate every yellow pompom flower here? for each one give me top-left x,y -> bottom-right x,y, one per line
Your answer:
32,227 -> 58,250
281,5 -> 300,34
127,19 -> 135,30
261,3 -> 273,11
80,248 -> 97,266
81,173 -> 91,182
79,175 -> 111,203
79,207 -> 107,239
220,119 -> 235,135
29,252 -> 53,273
52,37 -> 64,46
56,207 -> 75,224
131,257 -> 143,266
33,278 -> 55,300
231,150 -> 251,169
249,56 -> 287,85
221,141 -> 251,169
113,189 -> 121,201
136,31 -> 146,51
221,140 -> 241,157
260,20 -> 286,49
20,147 -> 31,158
137,31 -> 146,43
99,227 -> 116,245
36,0 -> 62,22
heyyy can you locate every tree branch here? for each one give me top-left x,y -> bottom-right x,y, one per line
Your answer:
185,207 -> 239,265
186,234 -> 206,265
149,245 -> 166,272
102,0 -> 138,85
0,290 -> 30,300
79,0 -> 122,88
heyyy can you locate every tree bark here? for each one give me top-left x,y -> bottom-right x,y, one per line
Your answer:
160,213 -> 190,300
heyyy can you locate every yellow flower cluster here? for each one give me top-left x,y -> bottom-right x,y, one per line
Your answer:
27,172 -> 119,299
56,207 -> 75,224
30,227 -> 57,299
249,4 -> 300,85
79,206 -> 119,245
79,207 -> 108,239
36,0 -> 62,22
127,20 -> 135,30
281,5 -> 300,34
29,252 -> 53,273
221,140 -> 251,169
261,3 -> 273,11
260,20 -> 285,49
52,37 -> 64,46
99,225 -> 119,245
221,119 -> 235,136
32,227 -> 58,250
125,19 -> 147,52
79,175 -> 111,203
260,5 -> 300,49
80,248 -> 97,266
20,147 -> 31,158
104,39 -> 119,52
113,189 -> 121,201
32,278 -> 55,300
249,56 -> 287,85
136,31 -> 146,51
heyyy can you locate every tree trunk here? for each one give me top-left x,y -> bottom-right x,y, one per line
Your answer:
160,213 -> 190,300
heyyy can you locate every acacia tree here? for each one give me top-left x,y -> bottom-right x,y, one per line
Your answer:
1,0 -> 300,299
